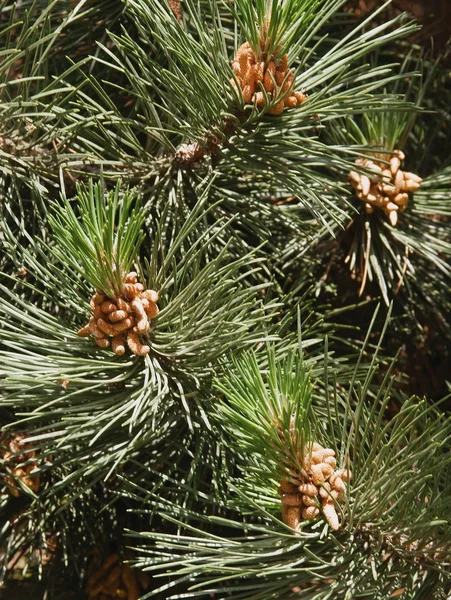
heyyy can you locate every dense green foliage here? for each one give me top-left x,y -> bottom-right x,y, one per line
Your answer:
0,1 -> 450,599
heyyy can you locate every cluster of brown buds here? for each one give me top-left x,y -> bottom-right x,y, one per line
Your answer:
279,442 -> 352,532
86,550 -> 149,600
78,272 -> 159,356
231,42 -> 306,115
2,433 -> 40,497
350,150 -> 422,226
167,0 -> 181,20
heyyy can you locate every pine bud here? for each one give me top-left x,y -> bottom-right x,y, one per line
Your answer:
322,501 -> 339,530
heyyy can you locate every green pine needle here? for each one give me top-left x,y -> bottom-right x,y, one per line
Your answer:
49,179 -> 146,298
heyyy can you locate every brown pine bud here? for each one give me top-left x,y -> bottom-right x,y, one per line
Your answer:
88,317 -> 105,338
301,494 -> 317,507
168,0 -> 181,20
142,299 -> 159,319
122,565 -> 141,600
382,183 -> 396,196
394,192 -> 409,211
112,334 -> 126,356
116,297 -> 130,312
95,338 -> 110,348
92,292 -> 106,305
263,61 -> 275,92
336,469 -> 352,481
282,505 -> 302,529
311,451 -> 323,464
368,163 -> 382,176
386,201 -> 399,212
275,69 -> 285,86
279,54 -> 288,72
279,479 -> 297,493
90,298 -> 103,319
232,61 -> 242,76
301,506 -> 319,520
390,155 -> 401,174
256,61 -> 265,82
78,324 -> 91,337
103,564 -> 123,590
319,482 -> 331,499
268,101 -> 284,115
394,169 -> 404,194
403,179 -> 421,192
131,298 -> 149,333
242,84 -> 253,103
311,464 -> 325,484
127,331 -> 150,356
96,318 -> 118,336
243,63 -> 256,88
254,91 -> 265,108
113,316 -> 135,333
330,489 -> 341,500
237,45 -> 253,78
294,91 -> 306,104
330,474 -> 345,493
403,172 -> 422,184
284,95 -> 297,108
324,456 -> 336,468
109,310 -> 128,323
382,168 -> 392,182
322,501 -> 339,530
388,210 -> 398,227
280,492 -> 303,506
8,483 -> 20,498
124,283 -> 139,299
141,289 -> 159,303
282,79 -> 294,95
100,301 -> 117,314
360,175 -> 371,197
298,483 -> 318,496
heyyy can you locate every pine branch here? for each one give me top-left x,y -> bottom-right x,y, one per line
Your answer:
49,179 -> 146,298
45,0 -> 420,229
0,180 -> 280,503
126,338 -> 451,599
280,54 -> 451,311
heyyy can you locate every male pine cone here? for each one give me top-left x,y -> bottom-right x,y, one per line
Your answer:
78,272 -> 159,356
350,150 -> 422,226
85,549 -> 149,600
231,42 -> 306,114
279,441 -> 351,532
2,433 -> 40,497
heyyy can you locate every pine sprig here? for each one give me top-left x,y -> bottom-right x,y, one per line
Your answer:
282,53 -> 451,309
215,348 -> 314,488
49,179 -> 146,298
49,0 -> 420,229
230,0 -> 335,59
0,183 -> 280,501
126,338 -> 451,599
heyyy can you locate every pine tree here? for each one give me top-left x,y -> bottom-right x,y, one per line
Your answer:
0,1 -> 450,599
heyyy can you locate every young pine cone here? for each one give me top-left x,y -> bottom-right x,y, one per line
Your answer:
350,150 -> 422,226
2,433 -> 40,497
279,440 -> 352,532
78,272 -> 159,357
231,42 -> 306,115
86,550 -> 149,600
